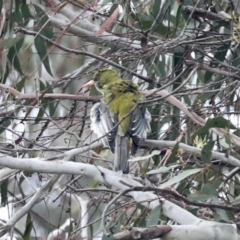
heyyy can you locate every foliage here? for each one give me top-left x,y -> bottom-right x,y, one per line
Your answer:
0,0 -> 240,239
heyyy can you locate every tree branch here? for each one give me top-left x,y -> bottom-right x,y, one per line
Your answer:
182,6 -> 233,28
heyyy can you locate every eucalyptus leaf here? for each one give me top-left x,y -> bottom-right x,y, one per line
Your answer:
147,205 -> 161,226
160,168 -> 202,188
201,141 -> 215,163
23,213 -> 33,240
0,35 -> 24,48
146,164 -> 179,174
34,37 -> 53,76
193,116 -> 236,139
1,178 -> 8,206
231,195 -> 240,205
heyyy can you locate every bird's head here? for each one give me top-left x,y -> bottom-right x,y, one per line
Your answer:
83,68 -> 119,92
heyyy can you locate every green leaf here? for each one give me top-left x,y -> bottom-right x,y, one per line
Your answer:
224,134 -> 231,145
15,0 -> 20,12
34,37 -> 53,76
0,1 -> 2,16
192,126 -> 209,139
7,35 -> 24,75
45,81 -> 55,117
23,213 -> 33,240
8,45 -> 23,74
168,142 -> 179,163
214,209 -> 230,223
204,45 -> 229,83
1,178 -> 8,206
7,1 -> 14,33
147,164 -> 179,174
205,116 -> 236,129
231,195 -> 240,205
153,0 -> 171,27
175,2 -> 182,29
35,80 -> 47,124
193,116 -> 236,139
33,4 -> 54,76
16,34 -> 25,51
160,168 -> 202,188
33,4 -> 54,39
0,118 -> 11,134
233,129 -> 240,137
133,204 -> 148,227
147,205 -> 161,226
188,191 -> 212,202
21,4 -> 32,25
0,35 -> 24,48
16,76 -> 27,91
201,141 -> 214,163
201,183 -> 218,197
101,235 -> 114,240
152,0 -> 162,18
10,9 -> 23,25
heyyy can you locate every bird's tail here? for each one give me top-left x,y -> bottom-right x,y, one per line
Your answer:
115,135 -> 129,174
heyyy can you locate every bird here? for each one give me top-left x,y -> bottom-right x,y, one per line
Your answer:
84,68 -> 151,174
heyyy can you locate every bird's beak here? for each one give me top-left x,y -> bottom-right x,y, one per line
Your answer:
83,80 -> 95,88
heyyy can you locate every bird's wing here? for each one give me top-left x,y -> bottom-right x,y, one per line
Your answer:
101,103 -> 118,153
90,102 -> 118,152
129,105 -> 151,154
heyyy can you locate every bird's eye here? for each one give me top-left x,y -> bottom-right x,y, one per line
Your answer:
94,74 -> 100,81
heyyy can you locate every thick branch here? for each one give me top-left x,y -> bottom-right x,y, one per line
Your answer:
114,225 -> 171,240
0,83 -> 100,101
114,225 -> 238,240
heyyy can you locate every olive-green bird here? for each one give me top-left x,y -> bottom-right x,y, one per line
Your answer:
85,68 -> 151,174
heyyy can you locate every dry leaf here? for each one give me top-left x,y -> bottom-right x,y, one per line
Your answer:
95,7 -> 119,37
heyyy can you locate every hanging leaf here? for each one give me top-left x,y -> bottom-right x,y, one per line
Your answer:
33,4 -> 53,76
16,76 -> 27,91
168,142 -> 180,163
33,4 -> 54,39
35,80 -> 48,124
45,81 -> 55,117
133,204 -> 148,227
204,45 -> 229,83
0,118 -> 11,134
147,205 -> 161,226
7,35 -> 25,75
21,4 -> 32,25
23,213 -> 33,240
201,141 -> 215,163
0,178 -> 8,206
34,37 -> 53,76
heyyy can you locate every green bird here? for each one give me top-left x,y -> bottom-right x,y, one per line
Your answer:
85,68 -> 151,173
